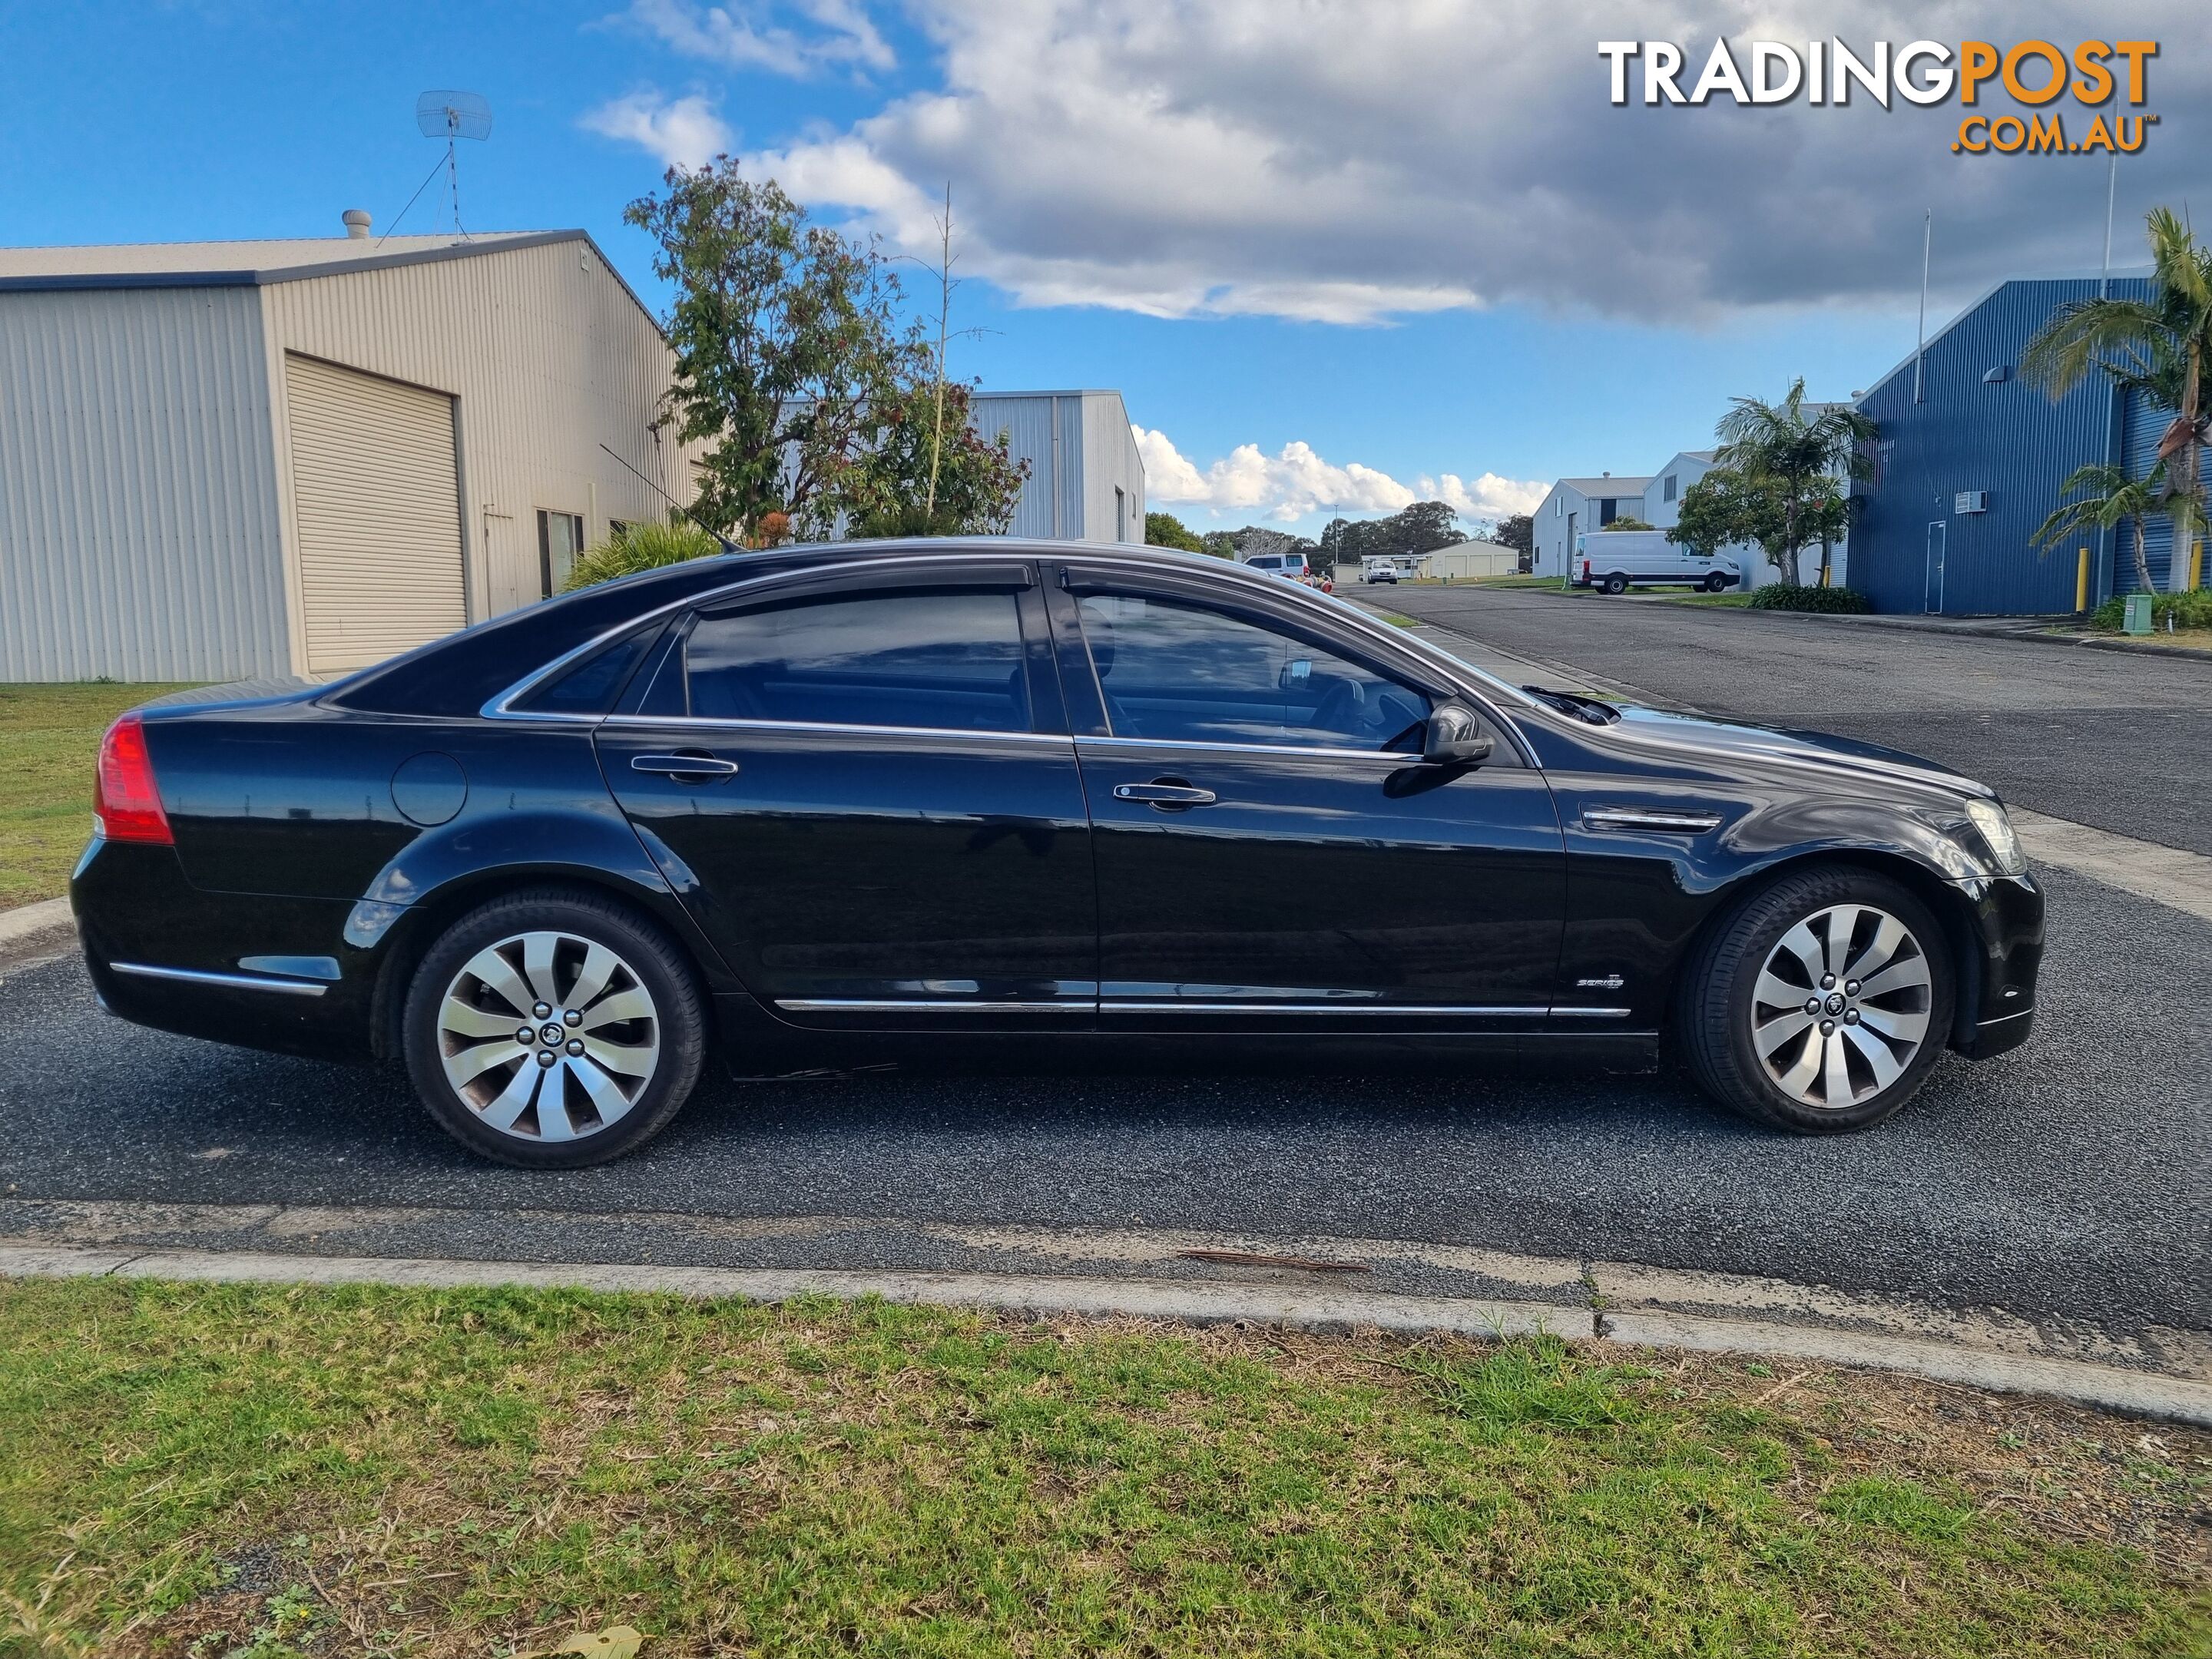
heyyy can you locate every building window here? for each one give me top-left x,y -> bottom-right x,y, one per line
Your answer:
1663,475 -> 1677,503
1114,485 -> 1128,541
1598,498 -> 1619,527
538,510 -> 585,598
1554,495 -> 1562,516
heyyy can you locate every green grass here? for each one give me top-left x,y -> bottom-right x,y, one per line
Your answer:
1646,591 -> 1753,608
0,684 -> 193,911
0,1279 -> 2203,1658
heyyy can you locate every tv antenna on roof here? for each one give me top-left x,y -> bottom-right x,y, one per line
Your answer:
402,91 -> 492,240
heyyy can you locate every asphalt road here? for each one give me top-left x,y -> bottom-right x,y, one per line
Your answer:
1365,584 -> 2212,856
0,588 -> 2204,1345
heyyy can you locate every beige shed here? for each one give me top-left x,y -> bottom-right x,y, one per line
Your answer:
0,225 -> 690,682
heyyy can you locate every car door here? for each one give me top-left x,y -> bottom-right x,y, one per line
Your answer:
1047,564 -> 1566,1031
594,560 -> 1098,1029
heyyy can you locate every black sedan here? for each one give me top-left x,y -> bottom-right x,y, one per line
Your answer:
73,540 -> 2042,1167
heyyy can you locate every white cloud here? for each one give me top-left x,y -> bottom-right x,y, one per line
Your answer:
620,0 -> 2205,324
1418,472 -> 1550,521
619,0 -> 893,78
1137,428 -> 1538,525
581,90 -> 733,169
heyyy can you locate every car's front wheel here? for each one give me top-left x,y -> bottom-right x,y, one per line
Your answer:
402,888 -> 707,1167
1678,865 -> 1954,1133
1704,571 -> 1729,592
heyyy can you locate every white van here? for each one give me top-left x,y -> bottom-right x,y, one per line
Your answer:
1241,550 -> 1330,591
1574,529 -> 1741,594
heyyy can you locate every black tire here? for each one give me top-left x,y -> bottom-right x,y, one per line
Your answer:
402,886 -> 707,1167
1602,573 -> 1629,594
1704,571 -> 1729,592
1677,864 -> 1954,1134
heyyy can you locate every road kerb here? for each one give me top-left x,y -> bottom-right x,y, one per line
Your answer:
6,1240 -> 2208,1427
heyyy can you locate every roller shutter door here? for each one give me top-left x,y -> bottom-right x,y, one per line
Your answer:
284,353 -> 467,676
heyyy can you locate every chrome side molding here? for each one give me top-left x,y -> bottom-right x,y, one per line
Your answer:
110,961 -> 328,997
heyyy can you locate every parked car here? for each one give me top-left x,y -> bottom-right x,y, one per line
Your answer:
76,541 -> 2041,1167
1360,558 -> 1400,584
1243,550 -> 1330,591
1575,529 -> 1741,594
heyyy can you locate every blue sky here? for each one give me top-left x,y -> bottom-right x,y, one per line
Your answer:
4,2 -> 2195,538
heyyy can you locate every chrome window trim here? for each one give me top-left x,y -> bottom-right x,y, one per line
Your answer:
1075,734 -> 1416,765
1548,1005 -> 1634,1018
111,961 -> 329,997
478,552 -> 1042,722
602,713 -> 1071,747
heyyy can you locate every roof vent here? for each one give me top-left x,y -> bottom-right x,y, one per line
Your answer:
342,209 -> 373,240
1983,364 -> 2013,383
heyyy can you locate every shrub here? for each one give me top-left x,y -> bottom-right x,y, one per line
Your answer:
1599,516 -> 1656,532
561,519 -> 727,591
1745,583 -> 1872,614
2089,588 -> 2212,631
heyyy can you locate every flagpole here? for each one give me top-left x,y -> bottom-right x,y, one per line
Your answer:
1913,209 -> 1931,404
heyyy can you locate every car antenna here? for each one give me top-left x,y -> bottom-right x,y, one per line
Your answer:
598,443 -> 738,553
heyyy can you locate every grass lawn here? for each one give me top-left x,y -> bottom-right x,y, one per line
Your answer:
1645,591 -> 1754,608
0,684 -> 193,912
1,1279 -> 2204,1658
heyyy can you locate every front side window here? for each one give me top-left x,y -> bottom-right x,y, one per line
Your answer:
684,588 -> 1030,733
1078,591 -> 1429,752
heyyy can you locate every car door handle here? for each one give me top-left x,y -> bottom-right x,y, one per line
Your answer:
631,751 -> 740,780
1113,781 -> 1217,808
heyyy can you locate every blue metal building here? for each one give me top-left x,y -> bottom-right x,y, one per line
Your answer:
1848,269 -> 2199,614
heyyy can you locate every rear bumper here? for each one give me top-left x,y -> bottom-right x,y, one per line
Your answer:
72,836 -> 376,1060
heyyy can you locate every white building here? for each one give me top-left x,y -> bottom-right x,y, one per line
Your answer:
0,226 -> 694,682
1419,538 -> 1521,579
1531,475 -> 1652,580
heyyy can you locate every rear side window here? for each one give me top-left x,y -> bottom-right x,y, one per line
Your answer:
684,589 -> 1031,733
511,623 -> 663,716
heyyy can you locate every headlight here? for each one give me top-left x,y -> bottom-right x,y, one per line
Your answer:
1963,798 -> 2027,875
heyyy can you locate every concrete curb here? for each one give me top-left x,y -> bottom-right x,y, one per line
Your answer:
6,1240 -> 2207,1427
0,899 -> 75,972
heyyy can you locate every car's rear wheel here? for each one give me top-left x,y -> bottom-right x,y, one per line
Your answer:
1602,572 -> 1629,594
402,888 -> 706,1167
1678,865 -> 1953,1133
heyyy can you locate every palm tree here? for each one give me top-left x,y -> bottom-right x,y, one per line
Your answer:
2033,461 -> 2164,598
2022,207 -> 2212,591
1713,377 -> 1879,585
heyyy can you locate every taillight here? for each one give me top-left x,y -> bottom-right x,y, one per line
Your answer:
94,714 -> 172,845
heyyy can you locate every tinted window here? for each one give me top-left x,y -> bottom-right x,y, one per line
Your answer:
1078,592 -> 1429,751
685,589 -> 1031,732
512,623 -> 661,715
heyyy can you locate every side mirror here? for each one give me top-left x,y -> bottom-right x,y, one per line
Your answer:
1422,702 -> 1493,767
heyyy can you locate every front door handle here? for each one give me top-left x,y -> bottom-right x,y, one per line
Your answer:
1113,780 -> 1217,809
631,750 -> 740,781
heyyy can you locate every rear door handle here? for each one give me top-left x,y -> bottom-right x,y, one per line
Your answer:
1113,781 -> 1217,807
631,751 -> 740,780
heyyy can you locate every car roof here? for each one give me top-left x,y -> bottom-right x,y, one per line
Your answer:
323,539 -> 1275,717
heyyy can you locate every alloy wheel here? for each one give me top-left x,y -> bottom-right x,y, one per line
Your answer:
1749,903 -> 1932,1110
435,930 -> 661,1142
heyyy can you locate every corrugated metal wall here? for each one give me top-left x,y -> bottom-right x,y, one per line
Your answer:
0,286 -> 289,680
972,393 -> 1088,538
262,237 -> 690,632
2115,389 -> 2208,594
1851,277 -> 2144,614
1079,391 -> 1145,542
